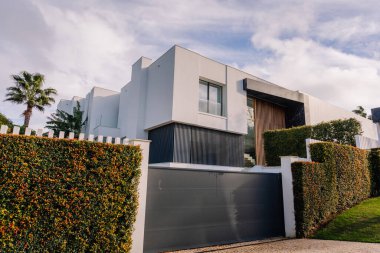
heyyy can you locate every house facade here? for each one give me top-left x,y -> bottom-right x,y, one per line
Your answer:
58,45 -> 380,166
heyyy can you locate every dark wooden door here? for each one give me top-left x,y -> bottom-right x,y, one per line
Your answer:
254,99 -> 285,165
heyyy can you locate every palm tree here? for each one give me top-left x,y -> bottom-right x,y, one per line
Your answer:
46,102 -> 85,137
352,106 -> 367,118
4,71 -> 57,127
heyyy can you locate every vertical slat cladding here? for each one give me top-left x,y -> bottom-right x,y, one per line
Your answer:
189,125 -> 243,167
173,124 -> 191,163
148,124 -> 174,163
255,99 -> 286,165
149,123 -> 244,166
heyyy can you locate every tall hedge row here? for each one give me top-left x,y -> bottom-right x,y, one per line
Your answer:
291,142 -> 371,237
369,148 -> 380,197
264,118 -> 362,166
0,134 -> 142,252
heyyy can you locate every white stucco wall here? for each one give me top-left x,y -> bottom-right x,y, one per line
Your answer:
306,95 -> 379,140
118,57 -> 152,139
57,96 -> 84,114
57,99 -> 73,114
83,87 -> 120,137
144,47 -> 175,130
171,46 -> 248,134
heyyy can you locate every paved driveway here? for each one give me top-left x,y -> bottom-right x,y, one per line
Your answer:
170,238 -> 380,253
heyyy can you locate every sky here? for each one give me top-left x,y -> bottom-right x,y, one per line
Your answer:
1,0 -> 380,129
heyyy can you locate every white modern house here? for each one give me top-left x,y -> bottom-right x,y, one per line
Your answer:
58,45 -> 380,166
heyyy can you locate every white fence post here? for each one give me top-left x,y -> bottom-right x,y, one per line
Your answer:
48,130 -> 54,138
130,139 -> 151,253
79,133 -> 85,140
0,125 -> 8,134
58,131 -> 65,139
25,128 -> 32,136
88,134 -> 94,142
280,156 -> 308,238
13,126 -> 20,135
97,135 -> 103,143
36,129 -> 43,137
68,132 -> 75,140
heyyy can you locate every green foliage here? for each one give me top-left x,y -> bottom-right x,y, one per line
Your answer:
352,105 -> 367,118
292,142 -> 371,238
314,197 -> 380,243
0,113 -> 13,129
4,71 -> 57,127
0,134 -> 142,252
369,148 -> 380,197
46,101 -> 85,137
264,118 -> 362,166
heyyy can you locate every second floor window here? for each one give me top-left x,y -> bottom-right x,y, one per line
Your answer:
199,80 -> 222,116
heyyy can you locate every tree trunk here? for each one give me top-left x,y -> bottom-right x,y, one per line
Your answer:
24,106 -> 33,127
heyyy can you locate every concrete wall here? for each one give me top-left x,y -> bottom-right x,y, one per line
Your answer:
171,46 -> 248,134
83,87 -> 120,137
144,47 -> 176,132
57,96 -> 84,114
306,95 -> 379,140
118,57 -> 152,139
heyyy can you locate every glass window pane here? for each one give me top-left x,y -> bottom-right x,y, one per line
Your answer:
199,80 -> 223,116
209,85 -> 221,102
199,99 -> 208,113
199,82 -> 208,100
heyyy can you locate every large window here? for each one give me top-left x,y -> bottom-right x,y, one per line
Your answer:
199,80 -> 222,116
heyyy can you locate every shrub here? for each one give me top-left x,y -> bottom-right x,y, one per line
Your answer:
292,142 -> 370,237
0,113 -> 13,128
264,118 -> 362,166
369,148 -> 380,197
0,134 -> 142,252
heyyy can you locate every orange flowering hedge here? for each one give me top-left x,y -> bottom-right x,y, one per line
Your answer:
0,134 -> 142,252
292,142 -> 371,237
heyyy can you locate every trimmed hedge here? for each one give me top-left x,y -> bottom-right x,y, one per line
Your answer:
264,118 -> 362,166
292,142 -> 370,238
369,148 -> 380,197
0,134 -> 142,252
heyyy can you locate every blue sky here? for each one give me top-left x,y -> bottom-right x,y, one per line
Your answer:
1,0 -> 380,128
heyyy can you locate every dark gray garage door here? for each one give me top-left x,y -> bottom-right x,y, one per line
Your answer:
144,168 -> 285,253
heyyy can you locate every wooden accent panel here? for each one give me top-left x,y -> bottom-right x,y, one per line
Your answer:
255,99 -> 286,165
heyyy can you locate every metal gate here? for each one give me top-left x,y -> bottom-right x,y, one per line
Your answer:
144,168 -> 285,253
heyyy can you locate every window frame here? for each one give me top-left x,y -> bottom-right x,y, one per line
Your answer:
199,80 -> 223,116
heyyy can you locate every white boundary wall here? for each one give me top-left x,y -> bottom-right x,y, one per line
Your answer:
355,135 -> 380,149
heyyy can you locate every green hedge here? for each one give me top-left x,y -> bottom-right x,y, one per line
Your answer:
264,118 -> 362,166
369,148 -> 380,197
0,134 -> 142,252
292,142 -> 370,238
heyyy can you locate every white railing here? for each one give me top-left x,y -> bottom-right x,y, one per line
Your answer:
355,135 -> 380,149
0,125 -> 129,145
